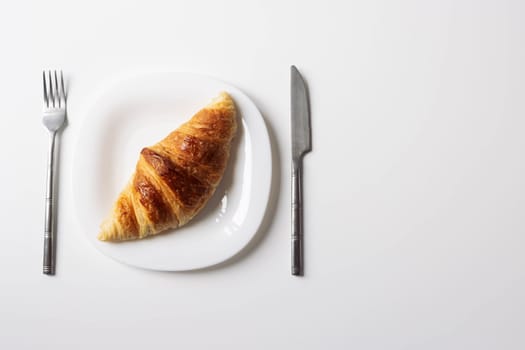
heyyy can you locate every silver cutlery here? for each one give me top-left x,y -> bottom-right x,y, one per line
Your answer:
290,66 -> 311,276
42,70 -> 67,275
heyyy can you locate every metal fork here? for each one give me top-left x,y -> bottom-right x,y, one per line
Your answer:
42,70 -> 66,275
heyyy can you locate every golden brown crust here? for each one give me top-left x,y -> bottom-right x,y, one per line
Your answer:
133,171 -> 174,231
99,194 -> 140,240
155,132 -> 228,185
98,92 -> 237,241
141,147 -> 210,211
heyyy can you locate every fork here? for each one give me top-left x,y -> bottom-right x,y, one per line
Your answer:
42,70 -> 66,275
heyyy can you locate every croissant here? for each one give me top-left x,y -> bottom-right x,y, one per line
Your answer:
98,92 -> 237,241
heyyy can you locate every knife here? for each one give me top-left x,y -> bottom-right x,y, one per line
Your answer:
291,65 -> 311,276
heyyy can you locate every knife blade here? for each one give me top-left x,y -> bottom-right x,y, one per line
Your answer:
291,65 -> 311,276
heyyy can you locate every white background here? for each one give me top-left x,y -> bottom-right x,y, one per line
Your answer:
1,0 -> 524,349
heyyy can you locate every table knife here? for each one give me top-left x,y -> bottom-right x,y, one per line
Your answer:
291,65 -> 311,276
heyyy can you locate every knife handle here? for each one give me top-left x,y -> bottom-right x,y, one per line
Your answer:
291,160 -> 304,276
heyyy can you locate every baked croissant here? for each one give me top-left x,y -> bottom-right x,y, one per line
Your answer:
98,92 -> 237,241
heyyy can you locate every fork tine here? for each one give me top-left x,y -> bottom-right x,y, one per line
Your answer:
43,71 -> 48,108
60,71 -> 66,106
48,71 -> 54,108
53,71 -> 60,107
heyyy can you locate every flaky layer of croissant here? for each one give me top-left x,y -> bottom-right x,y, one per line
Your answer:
98,92 -> 237,241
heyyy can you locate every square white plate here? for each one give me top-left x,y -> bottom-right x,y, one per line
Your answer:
72,72 -> 272,271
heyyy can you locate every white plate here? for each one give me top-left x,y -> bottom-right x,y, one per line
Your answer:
73,72 -> 272,271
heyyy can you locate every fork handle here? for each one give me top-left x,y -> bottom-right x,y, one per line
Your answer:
43,132 -> 57,275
